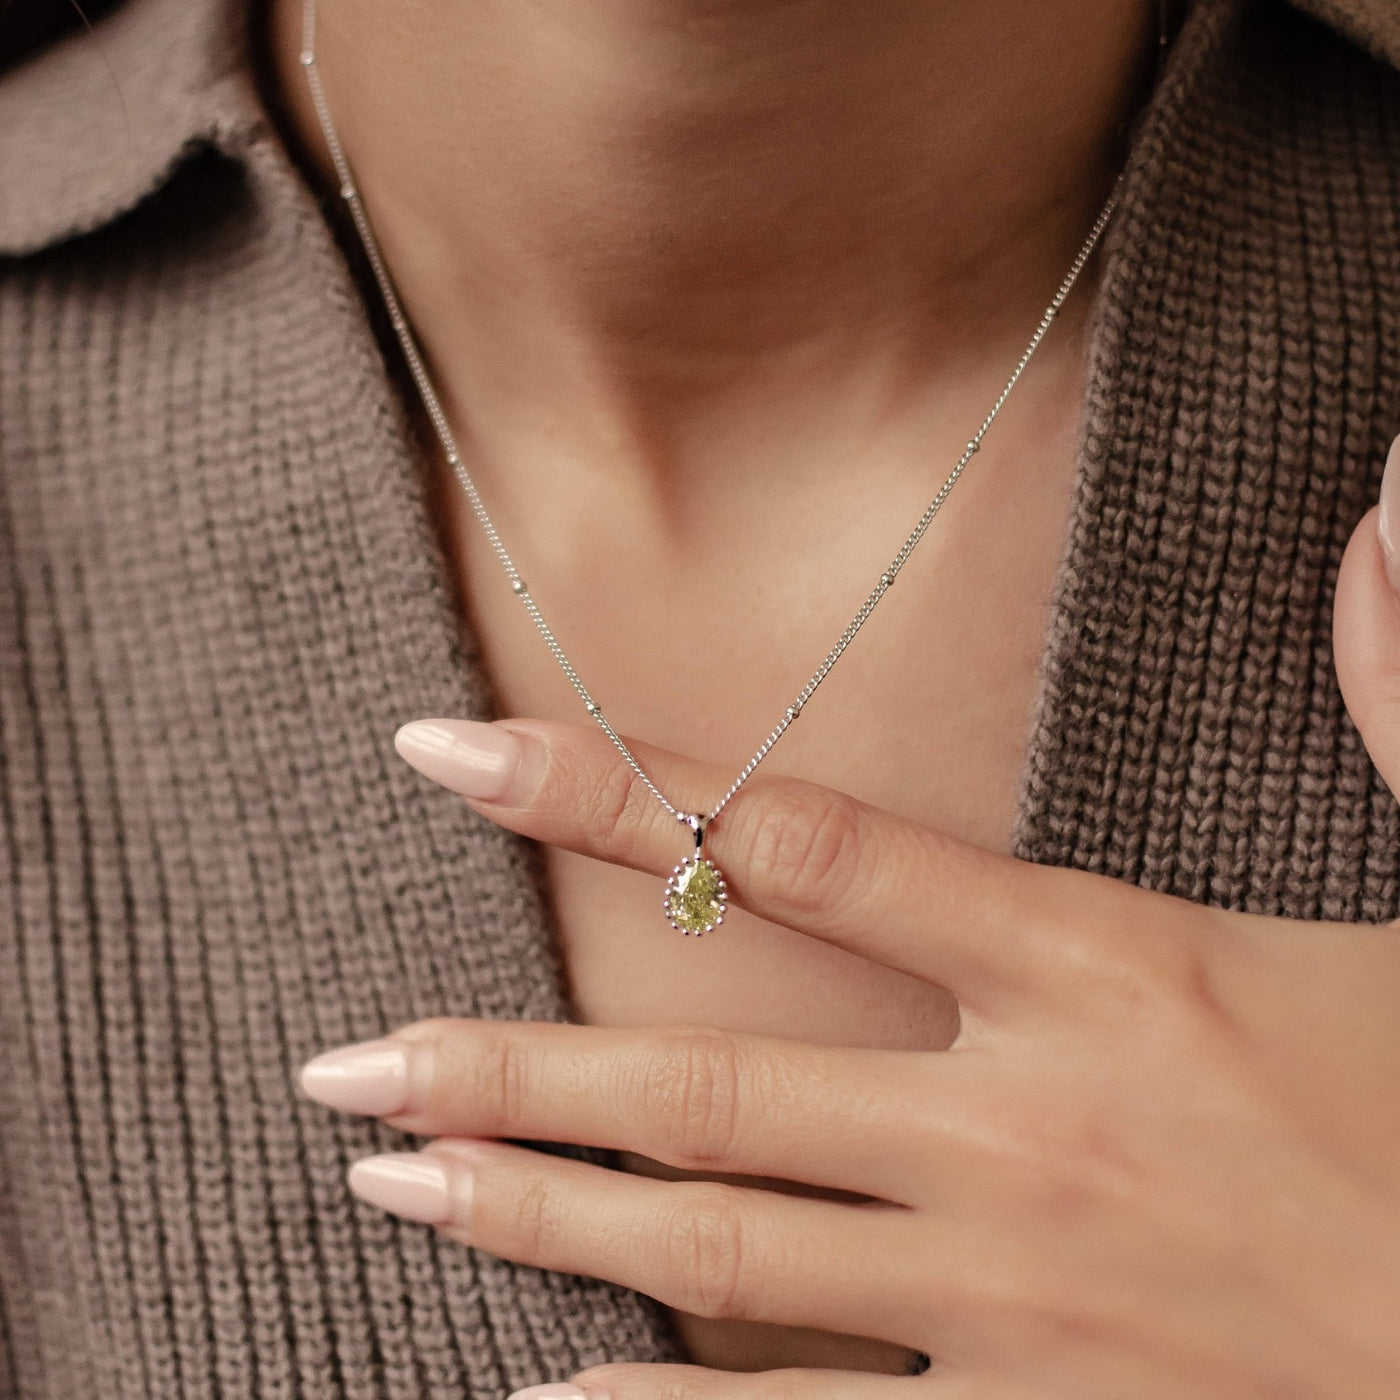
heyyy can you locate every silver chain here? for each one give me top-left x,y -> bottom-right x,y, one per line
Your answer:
298,0 -> 1120,843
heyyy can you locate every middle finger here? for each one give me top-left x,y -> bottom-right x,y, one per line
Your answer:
300,1016 -> 980,1204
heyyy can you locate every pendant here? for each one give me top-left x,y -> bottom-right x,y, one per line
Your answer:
664,813 -> 728,935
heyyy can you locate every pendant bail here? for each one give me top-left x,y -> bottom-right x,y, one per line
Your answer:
681,811 -> 710,854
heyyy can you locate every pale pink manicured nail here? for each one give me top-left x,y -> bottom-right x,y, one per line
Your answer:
506,1386 -> 595,1400
300,1038 -> 411,1115
347,1153 -> 453,1224
394,718 -> 524,801
1376,434 -> 1400,593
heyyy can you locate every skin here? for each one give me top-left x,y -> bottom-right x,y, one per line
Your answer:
258,0 -> 1156,482
255,0 -> 1400,1390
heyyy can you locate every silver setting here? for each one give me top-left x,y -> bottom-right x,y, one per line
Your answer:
663,855 -> 728,937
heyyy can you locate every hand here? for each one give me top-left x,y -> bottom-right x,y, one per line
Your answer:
297,440 -> 1400,1400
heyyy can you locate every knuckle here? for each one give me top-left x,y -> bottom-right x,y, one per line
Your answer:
469,1028 -> 532,1131
1060,898 -> 1203,1025
1107,921 -> 1234,1044
1168,921 -> 1243,1036
1080,946 -> 1166,1020
1033,1112 -> 1142,1211
577,746 -> 656,857
1155,934 -> 1260,1092
661,1182 -> 751,1321
743,784 -> 868,917
646,1028 -> 743,1169
509,1171 -> 564,1258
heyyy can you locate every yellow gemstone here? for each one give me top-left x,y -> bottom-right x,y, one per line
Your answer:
665,857 -> 726,934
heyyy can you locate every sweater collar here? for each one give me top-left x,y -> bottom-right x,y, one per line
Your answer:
2,0 -> 1398,261
0,0 -> 265,257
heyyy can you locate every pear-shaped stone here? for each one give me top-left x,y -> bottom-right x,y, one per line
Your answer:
665,857 -> 726,934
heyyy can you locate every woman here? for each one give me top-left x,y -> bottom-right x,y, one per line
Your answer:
1,0 -> 1398,1395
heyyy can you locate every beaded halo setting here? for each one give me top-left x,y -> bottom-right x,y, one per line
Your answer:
663,853 -> 728,936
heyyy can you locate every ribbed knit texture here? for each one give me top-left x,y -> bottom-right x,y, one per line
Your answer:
0,0 -> 1397,1395
1013,2 -> 1400,915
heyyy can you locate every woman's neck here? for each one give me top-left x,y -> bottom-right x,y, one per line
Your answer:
259,0 -> 1158,493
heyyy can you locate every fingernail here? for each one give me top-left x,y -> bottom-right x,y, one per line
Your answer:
347,1153 -> 454,1224
394,718 -> 524,801
1377,434 -> 1400,593
299,1038 -> 412,1116
506,1386 -> 594,1400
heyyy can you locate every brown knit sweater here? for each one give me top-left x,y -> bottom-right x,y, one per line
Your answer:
1,0 -> 1399,1395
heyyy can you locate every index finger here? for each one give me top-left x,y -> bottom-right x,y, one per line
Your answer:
393,715 -> 1117,1012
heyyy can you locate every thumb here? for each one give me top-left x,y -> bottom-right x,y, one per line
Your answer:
1334,433 -> 1400,797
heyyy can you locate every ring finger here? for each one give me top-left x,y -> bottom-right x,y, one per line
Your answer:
345,1136 -> 936,1347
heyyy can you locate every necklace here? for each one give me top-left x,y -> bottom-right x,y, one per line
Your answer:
297,0 -> 1121,935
